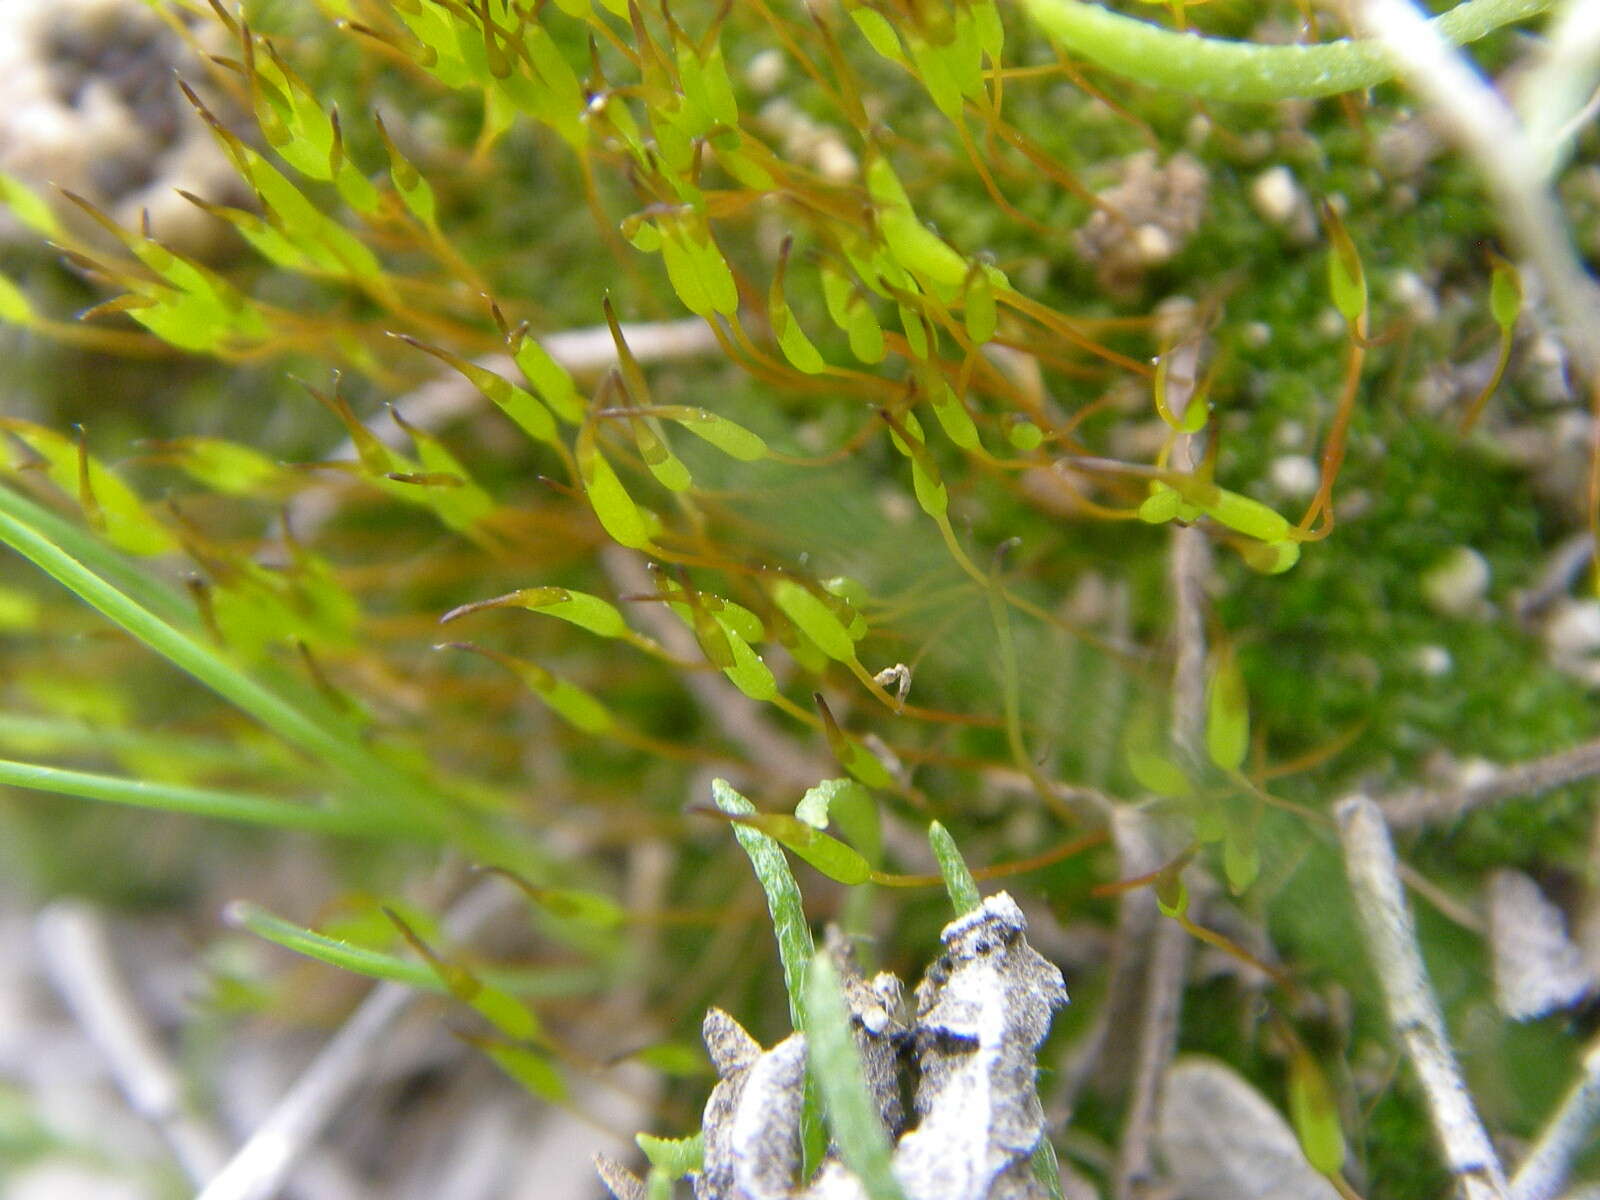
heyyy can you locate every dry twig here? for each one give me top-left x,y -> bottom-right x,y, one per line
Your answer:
1337,795 -> 1510,1200
35,900 -> 232,1187
1511,1031 -> 1600,1200
196,879 -> 513,1200
1113,520 -> 1210,1200
1380,736 -> 1600,828
1356,0 -> 1600,385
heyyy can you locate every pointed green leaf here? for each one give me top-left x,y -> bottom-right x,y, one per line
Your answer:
929,820 -> 981,914
710,611 -> 778,701
1288,1048 -> 1346,1175
0,273 -> 35,325
727,810 -> 872,885
1489,255 -> 1522,332
772,579 -> 858,665
772,295 -> 828,374
487,650 -> 616,734
924,375 -> 980,451
963,268 -> 997,344
1204,646 -> 1250,773
445,586 -> 630,640
162,437 -> 285,495
1123,709 -> 1190,797
1223,823 -> 1259,893
866,155 -> 967,296
1322,205 -> 1366,324
578,431 -> 654,549
0,170 -> 61,238
630,418 -> 693,492
798,778 -> 881,867
476,1037 -> 567,1102
510,328 -> 585,423
1203,489 -> 1290,544
397,337 -> 561,450
712,779 -> 815,1032
1155,865 -> 1188,918
537,674 -> 616,734
661,217 -> 738,317
907,34 -> 965,121
654,408 -> 769,461
851,6 -> 907,64
375,114 -> 438,227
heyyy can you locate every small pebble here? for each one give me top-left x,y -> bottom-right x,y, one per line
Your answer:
1250,165 -> 1300,225
1545,598 -> 1600,658
1414,645 -> 1453,676
1134,224 -> 1175,263
744,48 -> 785,94
1390,269 -> 1438,323
1421,547 -> 1491,618
1268,454 -> 1319,498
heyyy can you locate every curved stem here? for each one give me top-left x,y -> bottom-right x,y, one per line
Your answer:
1020,0 -> 1553,102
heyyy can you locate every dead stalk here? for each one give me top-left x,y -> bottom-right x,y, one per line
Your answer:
1381,736 -> 1600,829
1336,795 -> 1510,1200
196,880 -> 512,1200
36,900 -> 232,1186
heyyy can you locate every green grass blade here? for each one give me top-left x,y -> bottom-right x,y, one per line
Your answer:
0,485 -> 451,836
804,952 -> 907,1200
0,484 -> 192,624
711,777 -> 827,1170
0,757 -> 411,836
0,712 -> 309,779
0,486 -> 579,881
228,902 -> 460,989
925,821 -> 1062,1198
227,902 -> 603,997
712,778 -> 815,1030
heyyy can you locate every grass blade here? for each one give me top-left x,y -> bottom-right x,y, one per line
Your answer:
712,778 -> 815,1030
711,777 -> 826,1170
0,484 -> 451,836
0,758 -> 408,837
804,951 -> 907,1200
226,902 -> 601,998
228,901 -> 458,990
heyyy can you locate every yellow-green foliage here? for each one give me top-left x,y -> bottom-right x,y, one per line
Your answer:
0,0 -> 1585,1190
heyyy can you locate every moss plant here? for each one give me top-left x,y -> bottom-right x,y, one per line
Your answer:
0,0 -> 1595,1195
